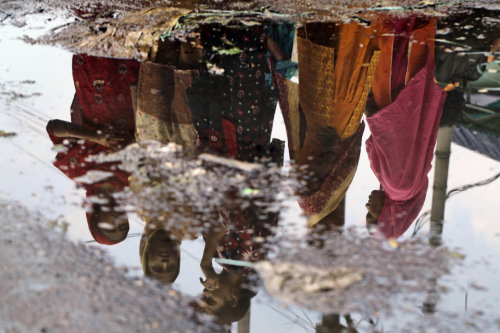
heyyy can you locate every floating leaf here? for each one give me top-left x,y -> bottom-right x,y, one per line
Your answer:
242,187 -> 260,196
444,251 -> 465,259
216,47 -> 242,56
0,130 -> 16,137
387,238 -> 399,249
51,144 -> 68,152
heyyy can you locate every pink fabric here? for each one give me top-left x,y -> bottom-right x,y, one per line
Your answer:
377,186 -> 427,238
365,55 -> 447,238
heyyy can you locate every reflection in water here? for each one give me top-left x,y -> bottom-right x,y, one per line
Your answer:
186,21 -> 284,162
46,54 -> 139,244
131,155 -> 280,324
422,9 -> 499,244
197,199 -> 277,325
133,60 -> 199,149
33,5 -> 500,332
315,313 -> 357,333
140,226 -> 183,283
365,15 -> 447,238
275,20 -> 377,228
126,17 -> 287,326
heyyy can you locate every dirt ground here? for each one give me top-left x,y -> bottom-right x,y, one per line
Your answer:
3,0 -> 497,62
4,0 -> 498,22
0,200 -> 213,333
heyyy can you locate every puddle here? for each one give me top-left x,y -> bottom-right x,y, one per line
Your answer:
0,2 -> 499,332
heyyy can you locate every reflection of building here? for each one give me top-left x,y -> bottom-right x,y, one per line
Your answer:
429,6 -> 500,243
430,96 -> 500,245
452,126 -> 500,161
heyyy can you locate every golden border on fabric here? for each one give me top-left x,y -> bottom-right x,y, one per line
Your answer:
306,167 -> 357,227
297,35 -> 336,128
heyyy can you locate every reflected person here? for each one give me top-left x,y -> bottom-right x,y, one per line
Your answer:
133,18 -> 289,160
189,20 -> 286,313
46,54 -> 139,244
139,218 -> 197,284
197,191 -> 278,325
435,8 -> 500,128
364,15 -> 447,238
273,20 -> 380,227
132,17 -> 289,284
130,159 -> 198,284
185,19 -> 290,162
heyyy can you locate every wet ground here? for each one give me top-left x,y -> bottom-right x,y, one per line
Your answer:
1,1 -> 500,332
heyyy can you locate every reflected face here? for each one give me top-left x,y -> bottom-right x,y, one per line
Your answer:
202,288 -> 226,312
365,190 -> 386,226
91,203 -> 130,243
96,210 -> 129,242
146,231 -> 180,283
201,284 -> 237,313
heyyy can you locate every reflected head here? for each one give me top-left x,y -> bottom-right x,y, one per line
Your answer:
202,285 -> 256,325
140,229 -> 181,284
365,190 -> 386,229
88,204 -> 130,245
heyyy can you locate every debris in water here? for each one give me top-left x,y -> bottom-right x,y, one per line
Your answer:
387,238 -> 399,249
0,130 -> 17,137
444,250 -> 466,260
256,261 -> 365,295
242,187 -> 260,196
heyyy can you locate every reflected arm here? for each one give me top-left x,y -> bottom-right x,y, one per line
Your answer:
199,223 -> 226,289
46,119 -> 128,150
47,119 -> 102,143
200,224 -> 225,271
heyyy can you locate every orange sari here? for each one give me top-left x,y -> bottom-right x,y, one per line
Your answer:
297,21 -> 380,140
371,15 -> 437,109
276,21 -> 380,226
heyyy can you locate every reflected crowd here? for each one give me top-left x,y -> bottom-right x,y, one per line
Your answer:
43,5 -> 500,329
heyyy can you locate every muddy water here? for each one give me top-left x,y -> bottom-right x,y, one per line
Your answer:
1,3 -> 500,332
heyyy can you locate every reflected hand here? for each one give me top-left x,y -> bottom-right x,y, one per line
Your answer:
199,273 -> 219,291
96,130 -> 131,151
441,81 -> 460,92
489,35 -> 500,62
207,223 -> 225,242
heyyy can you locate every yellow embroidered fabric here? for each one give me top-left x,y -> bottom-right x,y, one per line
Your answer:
297,22 -> 380,140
